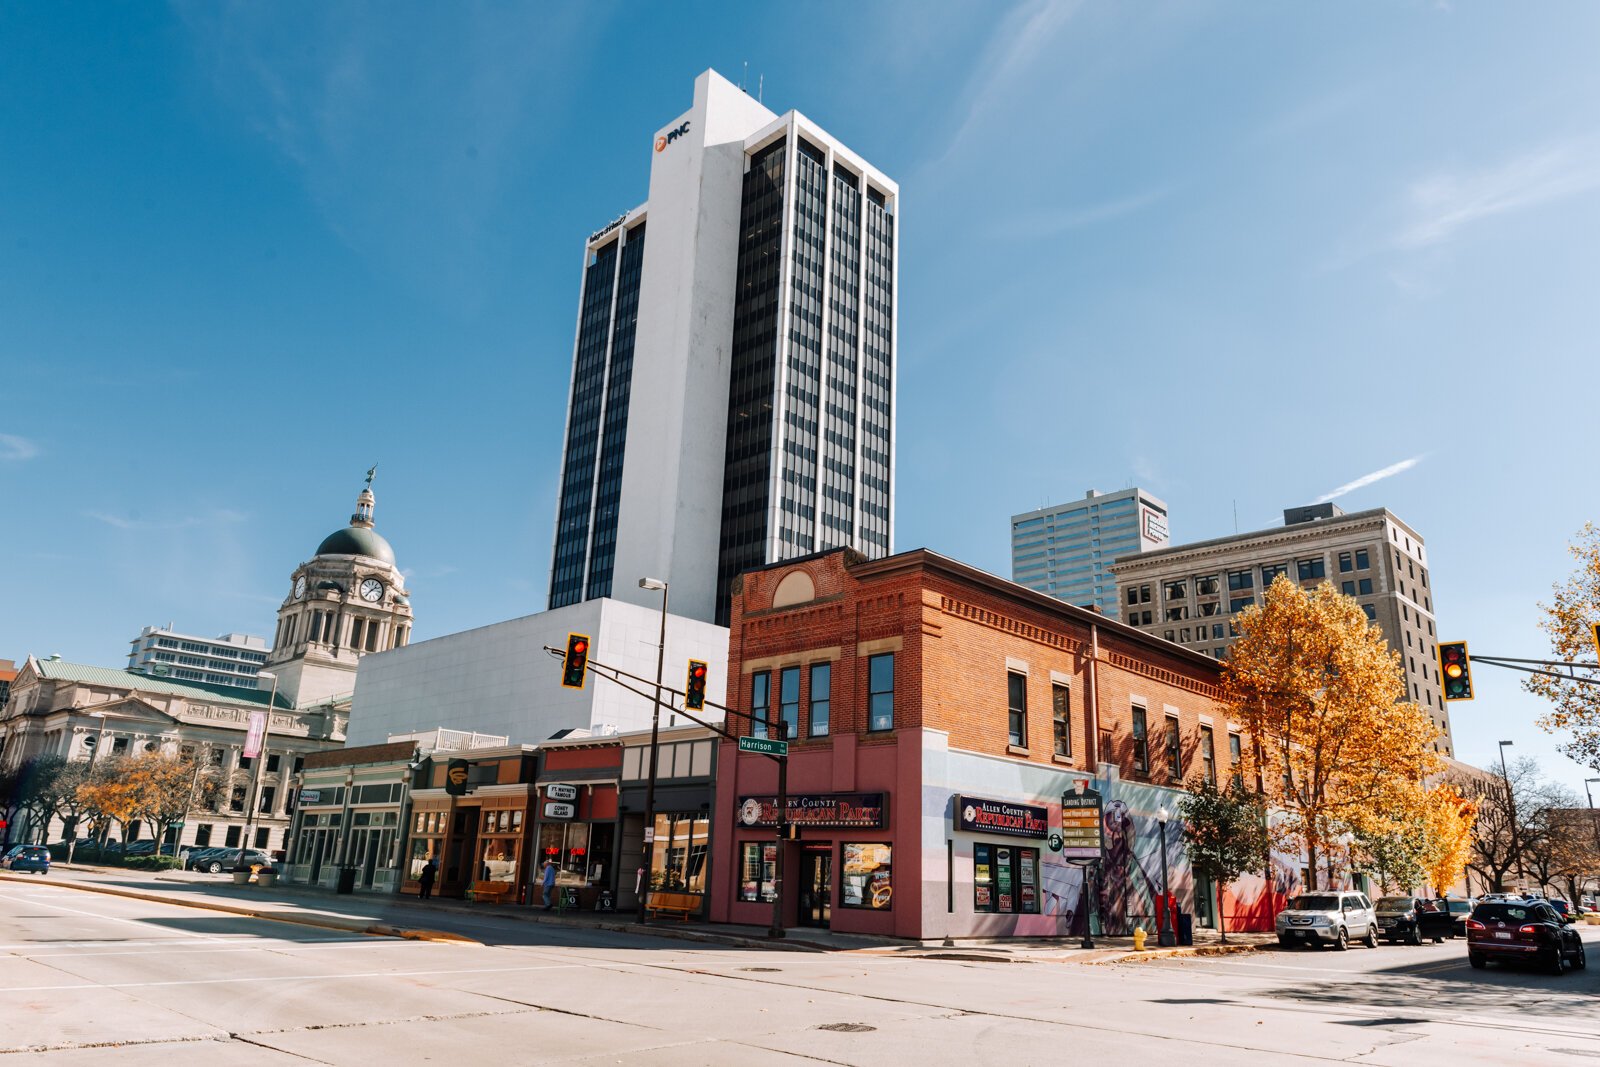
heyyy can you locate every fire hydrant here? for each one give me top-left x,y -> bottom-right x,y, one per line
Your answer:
1133,926 -> 1148,951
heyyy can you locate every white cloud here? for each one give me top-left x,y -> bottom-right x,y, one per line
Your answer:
0,433 -> 39,461
1314,456 -> 1425,505
87,509 -> 246,531
1396,139 -> 1600,250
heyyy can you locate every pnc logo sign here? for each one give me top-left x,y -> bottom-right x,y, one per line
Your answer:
655,121 -> 690,152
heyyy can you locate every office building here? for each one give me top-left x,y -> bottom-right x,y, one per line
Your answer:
1010,488 -> 1169,618
548,69 -> 898,625
1111,504 -> 1453,755
127,626 -> 270,689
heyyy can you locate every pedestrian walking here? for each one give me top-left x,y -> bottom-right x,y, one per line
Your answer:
541,858 -> 557,910
418,857 -> 437,901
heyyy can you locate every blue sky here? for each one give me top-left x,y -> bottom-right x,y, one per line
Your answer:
3,2 -> 1598,794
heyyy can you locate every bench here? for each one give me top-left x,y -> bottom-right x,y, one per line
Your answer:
646,890 -> 700,921
470,880 -> 514,904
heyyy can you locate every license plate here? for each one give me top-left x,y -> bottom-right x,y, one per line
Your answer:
1494,932 -> 1511,939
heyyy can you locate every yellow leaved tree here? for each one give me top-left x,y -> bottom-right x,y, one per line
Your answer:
1419,783 -> 1477,898
1223,576 -> 1442,886
1525,523 -> 1600,773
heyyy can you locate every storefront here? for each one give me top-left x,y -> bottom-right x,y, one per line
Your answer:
286,740 -> 417,894
531,736 -> 622,909
617,725 -> 720,917
401,744 -> 539,901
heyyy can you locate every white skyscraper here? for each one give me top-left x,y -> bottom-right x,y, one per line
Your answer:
549,70 -> 898,625
1010,488 -> 1170,618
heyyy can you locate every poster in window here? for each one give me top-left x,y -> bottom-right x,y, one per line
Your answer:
973,842 -> 996,913
842,842 -> 892,909
996,847 -> 1013,912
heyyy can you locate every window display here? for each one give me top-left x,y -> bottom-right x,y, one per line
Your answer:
973,843 -> 1040,914
840,842 -> 892,909
538,820 -> 612,887
650,814 -> 710,893
739,841 -> 777,902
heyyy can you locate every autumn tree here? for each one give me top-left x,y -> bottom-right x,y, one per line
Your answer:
1353,818 -> 1425,895
75,757 -> 139,850
1178,777 -> 1269,943
123,753 -> 209,850
1223,576 -> 1442,887
1458,757 -> 1557,893
1419,783 -> 1477,898
1526,523 -> 1600,773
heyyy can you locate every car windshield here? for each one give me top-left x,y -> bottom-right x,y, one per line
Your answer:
1447,901 -> 1472,914
1290,895 -> 1341,911
1376,897 -> 1416,909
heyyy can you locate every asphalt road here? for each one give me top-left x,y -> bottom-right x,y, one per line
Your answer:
2,878 -> 1596,1065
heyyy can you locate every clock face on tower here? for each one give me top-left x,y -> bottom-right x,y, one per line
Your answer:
359,578 -> 384,603
293,576 -> 307,600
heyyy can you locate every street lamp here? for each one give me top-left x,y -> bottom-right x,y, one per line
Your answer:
1498,740 -> 1522,891
636,578 -> 668,925
1156,805 -> 1176,947
236,671 -> 279,875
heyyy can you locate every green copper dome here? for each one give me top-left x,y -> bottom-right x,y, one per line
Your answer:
316,526 -> 395,565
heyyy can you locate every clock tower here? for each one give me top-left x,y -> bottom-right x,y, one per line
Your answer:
266,473 -> 413,707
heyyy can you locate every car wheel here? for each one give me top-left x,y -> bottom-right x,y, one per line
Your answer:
1574,941 -> 1587,971
206,860 -> 223,874
1408,925 -> 1422,946
1468,952 -> 1486,970
1333,928 -> 1348,951
1363,926 -> 1378,949
1547,949 -> 1567,976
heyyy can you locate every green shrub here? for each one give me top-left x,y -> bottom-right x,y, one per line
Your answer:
124,855 -> 182,871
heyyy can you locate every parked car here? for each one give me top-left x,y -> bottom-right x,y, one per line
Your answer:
191,847 -> 272,874
182,847 -> 228,871
2,844 -> 51,873
1374,896 -> 1454,944
1441,897 -> 1477,936
1276,892 -> 1380,950
1548,899 -> 1572,922
1466,899 -> 1587,974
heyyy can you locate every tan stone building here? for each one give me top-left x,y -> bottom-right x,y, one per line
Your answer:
1110,503 -> 1453,756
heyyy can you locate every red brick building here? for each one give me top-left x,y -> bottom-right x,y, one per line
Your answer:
708,548 -> 1272,940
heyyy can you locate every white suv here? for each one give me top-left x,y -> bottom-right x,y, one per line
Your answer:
1276,891 -> 1379,950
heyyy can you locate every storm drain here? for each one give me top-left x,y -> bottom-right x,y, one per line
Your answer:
815,1023 -> 877,1033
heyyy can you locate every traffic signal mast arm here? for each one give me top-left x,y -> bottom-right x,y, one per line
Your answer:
1460,653 -> 1600,686
540,645 -> 785,760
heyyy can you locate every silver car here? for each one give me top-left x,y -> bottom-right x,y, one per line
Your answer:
1276,891 -> 1379,950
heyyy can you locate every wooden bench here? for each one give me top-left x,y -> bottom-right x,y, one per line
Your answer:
646,890 -> 700,921
470,880 -> 514,904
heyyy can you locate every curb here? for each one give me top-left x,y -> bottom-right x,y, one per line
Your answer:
1099,942 -> 1262,964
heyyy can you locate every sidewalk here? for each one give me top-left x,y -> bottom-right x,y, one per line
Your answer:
4,865 -> 1271,963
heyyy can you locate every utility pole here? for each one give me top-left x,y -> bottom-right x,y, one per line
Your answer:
636,578 -> 669,924
237,672 -> 279,872
1498,740 -> 1521,891
768,719 -> 788,940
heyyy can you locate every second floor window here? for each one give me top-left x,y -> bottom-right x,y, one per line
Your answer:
1131,706 -> 1148,773
1007,672 -> 1027,747
751,671 -> 771,738
1229,733 -> 1244,791
1165,715 -> 1181,779
1052,684 -> 1070,757
1200,725 -> 1216,785
868,654 -> 894,731
809,663 -> 831,737
779,667 -> 801,740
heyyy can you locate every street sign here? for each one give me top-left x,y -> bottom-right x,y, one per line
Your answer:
1047,832 -> 1063,853
1059,784 -> 1105,862
738,735 -> 788,756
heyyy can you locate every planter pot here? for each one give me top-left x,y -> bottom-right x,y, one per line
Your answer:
232,870 -> 251,885
256,870 -> 276,888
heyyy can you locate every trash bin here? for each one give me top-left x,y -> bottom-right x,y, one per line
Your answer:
1177,912 -> 1194,946
336,866 -> 357,895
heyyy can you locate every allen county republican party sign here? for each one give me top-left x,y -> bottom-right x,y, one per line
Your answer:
953,795 -> 1049,839
736,794 -> 887,829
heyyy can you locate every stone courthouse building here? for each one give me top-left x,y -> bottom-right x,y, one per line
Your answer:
709,547 -> 1276,940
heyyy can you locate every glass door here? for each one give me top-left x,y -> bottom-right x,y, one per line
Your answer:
799,849 -> 832,928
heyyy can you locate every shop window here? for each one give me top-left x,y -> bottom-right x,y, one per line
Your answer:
1051,684 -> 1070,757
779,667 -> 801,740
477,837 -> 519,883
868,653 -> 894,731
1200,725 -> 1216,786
650,813 -> 710,894
973,843 -> 1040,914
1007,671 -> 1028,747
808,663 -> 831,737
1164,715 -> 1181,780
1131,706 -> 1149,773
840,843 -> 893,909
751,671 -> 771,738
739,842 -> 778,903
538,821 -> 612,888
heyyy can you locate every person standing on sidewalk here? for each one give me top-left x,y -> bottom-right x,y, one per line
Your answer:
418,857 -> 437,901
541,858 -> 557,910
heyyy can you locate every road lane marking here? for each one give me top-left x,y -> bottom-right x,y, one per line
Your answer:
0,961 -> 583,993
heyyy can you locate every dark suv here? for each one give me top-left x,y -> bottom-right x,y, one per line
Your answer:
1374,896 -> 1454,945
1467,899 -> 1587,974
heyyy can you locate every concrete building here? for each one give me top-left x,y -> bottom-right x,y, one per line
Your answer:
126,626 -> 270,689
1110,503 -> 1453,755
707,546 -> 1284,940
1010,488 -> 1169,618
345,599 -> 730,748
548,69 -> 898,626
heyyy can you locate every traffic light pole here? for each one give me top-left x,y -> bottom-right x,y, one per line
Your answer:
769,719 -> 788,940
1465,654 -> 1600,686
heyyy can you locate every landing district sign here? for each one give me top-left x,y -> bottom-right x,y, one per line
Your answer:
953,795 -> 1048,840
1059,786 -> 1105,862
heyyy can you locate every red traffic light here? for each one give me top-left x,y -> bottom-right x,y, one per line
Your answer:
1438,641 -> 1473,701
684,658 -> 709,711
561,632 -> 591,689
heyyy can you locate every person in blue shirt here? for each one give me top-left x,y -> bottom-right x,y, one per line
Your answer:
541,858 -> 557,910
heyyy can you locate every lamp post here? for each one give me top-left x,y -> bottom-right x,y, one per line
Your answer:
636,577 -> 668,924
236,671 -> 279,874
1497,740 -> 1523,891
66,712 -> 114,865
1156,805 -> 1176,946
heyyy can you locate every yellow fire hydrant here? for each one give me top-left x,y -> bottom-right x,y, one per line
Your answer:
1133,926 -> 1148,951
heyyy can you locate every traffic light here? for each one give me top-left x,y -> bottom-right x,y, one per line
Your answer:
561,633 -> 590,689
1590,621 -> 1600,663
1438,641 -> 1473,701
684,659 -> 708,711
